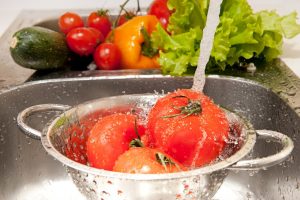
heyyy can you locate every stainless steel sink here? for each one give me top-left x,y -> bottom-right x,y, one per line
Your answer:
0,73 -> 299,200
0,9 -> 300,200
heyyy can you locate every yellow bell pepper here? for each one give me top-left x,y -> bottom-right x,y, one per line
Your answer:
110,15 -> 160,69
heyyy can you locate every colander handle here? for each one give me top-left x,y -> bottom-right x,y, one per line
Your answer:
17,104 -> 71,140
228,129 -> 294,170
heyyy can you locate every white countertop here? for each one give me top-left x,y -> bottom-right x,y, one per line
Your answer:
0,0 -> 299,77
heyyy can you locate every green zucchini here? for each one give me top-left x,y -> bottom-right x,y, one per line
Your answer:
10,26 -> 70,70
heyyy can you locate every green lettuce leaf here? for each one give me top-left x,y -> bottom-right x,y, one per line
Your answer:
280,12 -> 300,38
167,0 -> 208,34
151,0 -> 300,75
152,24 -> 202,75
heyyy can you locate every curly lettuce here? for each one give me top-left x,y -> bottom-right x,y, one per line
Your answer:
151,0 -> 300,75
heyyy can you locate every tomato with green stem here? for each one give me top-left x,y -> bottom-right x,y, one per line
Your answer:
147,89 -> 230,167
117,11 -> 136,26
86,113 -> 145,170
113,147 -> 186,174
113,0 -> 139,28
87,10 -> 112,38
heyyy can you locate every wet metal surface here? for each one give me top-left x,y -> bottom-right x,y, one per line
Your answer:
0,10 -> 300,200
0,74 -> 299,199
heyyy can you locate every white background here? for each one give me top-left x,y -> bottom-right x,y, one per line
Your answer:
0,0 -> 299,76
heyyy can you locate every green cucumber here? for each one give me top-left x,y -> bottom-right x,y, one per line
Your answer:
10,26 -> 70,70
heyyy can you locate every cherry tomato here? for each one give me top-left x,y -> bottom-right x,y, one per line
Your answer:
58,12 -> 84,34
93,43 -> 121,70
113,147 -> 186,174
86,113 -> 146,170
116,12 -> 136,26
147,89 -> 230,167
148,0 -> 173,30
87,10 -> 112,38
66,27 -> 104,56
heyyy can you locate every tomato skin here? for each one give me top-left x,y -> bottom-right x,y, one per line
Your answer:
147,89 -> 230,167
113,147 -> 186,174
86,113 -> 145,170
93,43 -> 121,70
58,12 -> 84,34
65,124 -> 89,164
116,15 -> 128,27
148,0 -> 173,30
64,112 -> 102,164
117,12 -> 136,27
87,11 -> 112,38
66,27 -> 104,56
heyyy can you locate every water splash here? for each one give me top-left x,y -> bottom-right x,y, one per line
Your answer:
190,130 -> 208,169
192,0 -> 223,92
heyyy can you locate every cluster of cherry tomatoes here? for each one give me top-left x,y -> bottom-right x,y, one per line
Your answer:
58,10 -> 127,70
58,0 -> 173,71
65,89 -> 230,174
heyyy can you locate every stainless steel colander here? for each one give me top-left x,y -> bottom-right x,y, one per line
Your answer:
17,94 -> 294,200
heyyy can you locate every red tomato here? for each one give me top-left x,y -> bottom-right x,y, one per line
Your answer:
87,10 -> 112,38
58,12 -> 84,34
93,43 -> 121,70
86,113 -> 146,170
66,27 -> 104,56
117,12 -> 136,26
65,124 -> 89,164
147,89 -> 230,167
140,130 -> 156,148
113,147 -> 186,174
64,113 -> 102,164
148,0 -> 173,30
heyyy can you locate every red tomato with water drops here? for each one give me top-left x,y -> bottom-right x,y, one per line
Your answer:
147,89 -> 230,167
86,113 -> 146,170
66,27 -> 104,56
93,43 -> 121,70
64,113 -> 102,164
113,147 -> 186,174
87,10 -> 112,38
65,124 -> 89,164
58,12 -> 84,34
148,0 -> 173,30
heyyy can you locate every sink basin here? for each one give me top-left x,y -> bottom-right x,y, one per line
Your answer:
0,9 -> 299,200
0,73 -> 299,200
